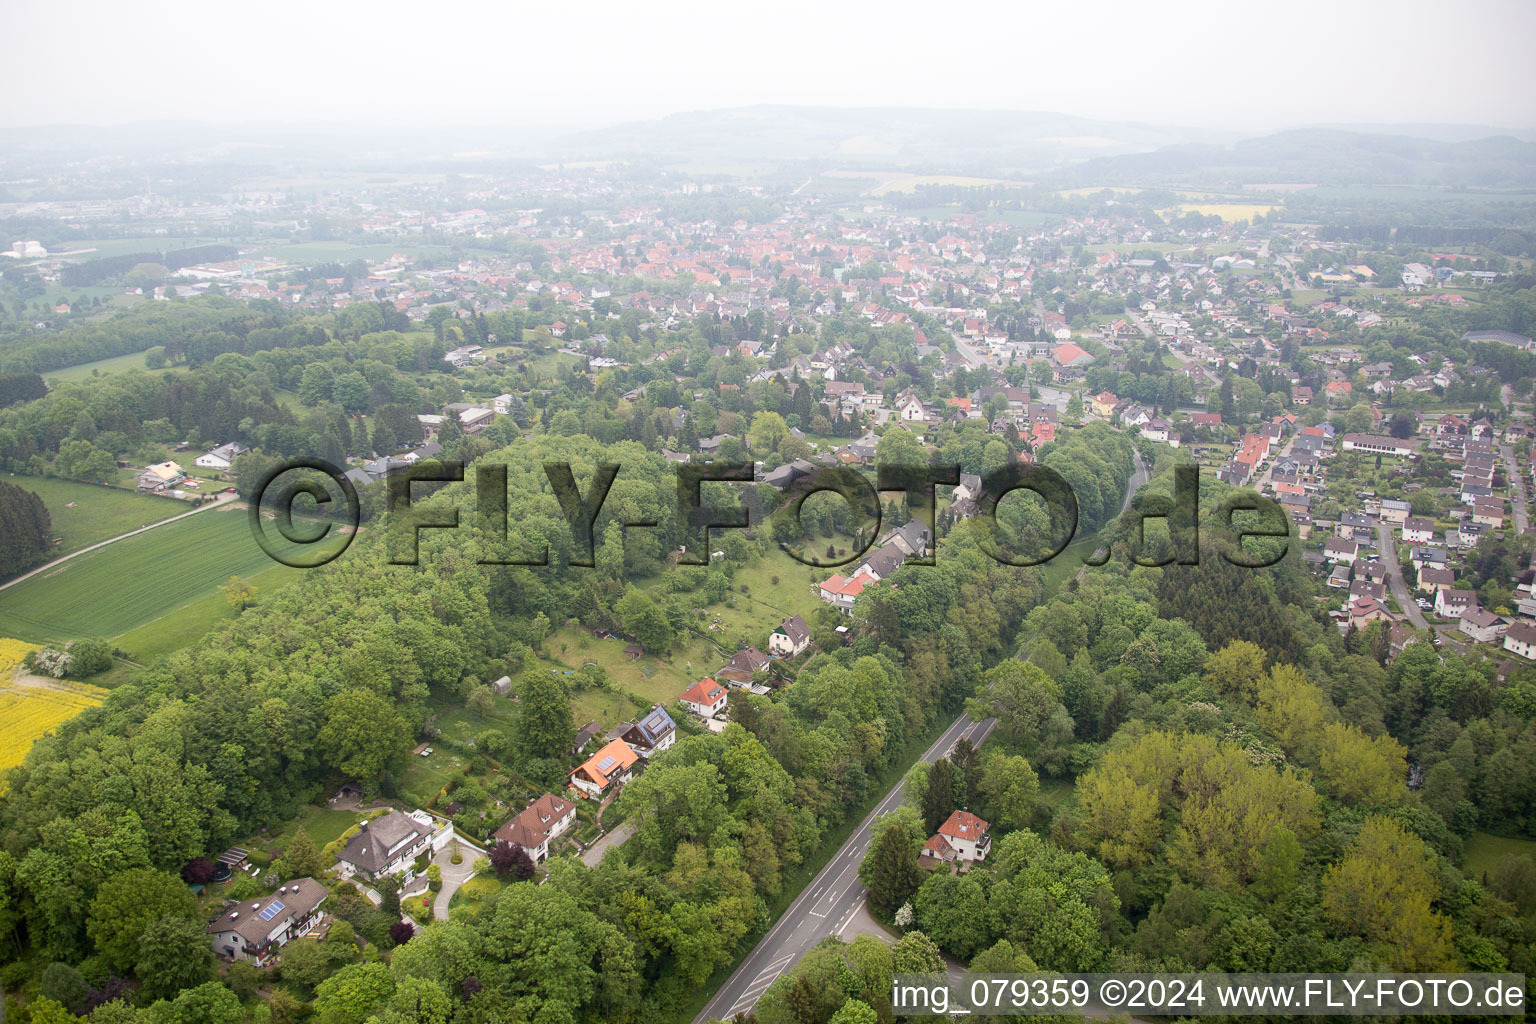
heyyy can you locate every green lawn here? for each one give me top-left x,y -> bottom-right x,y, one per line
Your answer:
44,350 -> 171,384
3,475 -> 186,558
272,805 -> 366,850
0,504 -> 307,643
1462,831 -> 1536,881
399,747 -> 467,809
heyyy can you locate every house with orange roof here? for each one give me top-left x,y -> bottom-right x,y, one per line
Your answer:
919,810 -> 992,868
568,738 -> 639,799
678,678 -> 729,718
818,569 -> 877,615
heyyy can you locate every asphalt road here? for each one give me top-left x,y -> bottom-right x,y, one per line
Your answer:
693,711 -> 995,1024
1377,521 -> 1429,630
1500,444 -> 1530,536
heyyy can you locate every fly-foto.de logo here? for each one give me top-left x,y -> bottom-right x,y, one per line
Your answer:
248,460 -> 1287,570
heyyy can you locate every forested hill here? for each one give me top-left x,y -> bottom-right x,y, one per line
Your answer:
1056,128 -> 1536,188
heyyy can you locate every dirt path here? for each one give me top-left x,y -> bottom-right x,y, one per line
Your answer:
3,668 -> 107,695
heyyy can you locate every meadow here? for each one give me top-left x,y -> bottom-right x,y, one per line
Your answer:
0,504 -> 306,644
3,475 -> 185,557
43,349 -> 170,384
1462,831 -> 1536,882
111,560 -> 302,664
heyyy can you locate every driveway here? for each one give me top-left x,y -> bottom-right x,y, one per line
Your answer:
431,834 -> 480,919
580,821 -> 634,867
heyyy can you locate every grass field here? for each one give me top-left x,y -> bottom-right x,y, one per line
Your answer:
1462,831 -> 1536,880
4,475 -> 185,559
44,350 -> 171,384
112,560 -> 301,663
545,625 -> 706,707
0,679 -> 106,775
0,504 -> 306,643
1039,533 -> 1106,595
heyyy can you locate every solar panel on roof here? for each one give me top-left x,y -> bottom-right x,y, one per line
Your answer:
258,899 -> 285,921
598,757 -> 616,772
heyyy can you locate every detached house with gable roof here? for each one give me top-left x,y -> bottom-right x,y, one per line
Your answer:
618,705 -> 676,759
679,677 -> 729,718
569,738 -> 640,799
769,614 -> 811,658
919,810 -> 992,869
492,793 -> 576,862
207,877 -> 328,965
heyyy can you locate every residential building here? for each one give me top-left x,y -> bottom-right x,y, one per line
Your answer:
768,614 -> 811,657
569,738 -> 640,799
679,677 -> 729,718
1504,620 -> 1536,659
1402,517 -> 1435,544
336,810 -> 446,881
819,569 -> 876,614
618,705 -> 676,758
934,809 -> 991,862
1460,606 -> 1504,644
194,442 -> 248,471
491,793 -> 576,862
137,461 -> 186,491
206,878 -> 328,965
1436,588 -> 1476,619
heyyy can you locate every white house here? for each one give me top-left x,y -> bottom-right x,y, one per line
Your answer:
569,738 -> 639,799
195,442 -> 248,471
1435,588 -> 1476,619
1402,517 -> 1435,544
678,677 -> 729,718
1460,606 -> 1504,644
335,810 -> 449,882
491,793 -> 576,863
920,809 -> 991,868
768,614 -> 811,658
1504,620 -> 1536,659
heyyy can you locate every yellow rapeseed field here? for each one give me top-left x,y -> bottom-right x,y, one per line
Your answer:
0,637 -> 38,676
0,638 -> 105,776
1160,202 -> 1279,221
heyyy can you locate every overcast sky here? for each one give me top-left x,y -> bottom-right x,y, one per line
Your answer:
7,0 -> 1536,133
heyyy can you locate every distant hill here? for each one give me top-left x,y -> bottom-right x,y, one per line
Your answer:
542,105 -> 1230,173
1054,128 -> 1536,188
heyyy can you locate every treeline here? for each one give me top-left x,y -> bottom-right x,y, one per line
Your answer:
0,372 -> 45,407
0,480 -> 51,577
58,244 -> 239,287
